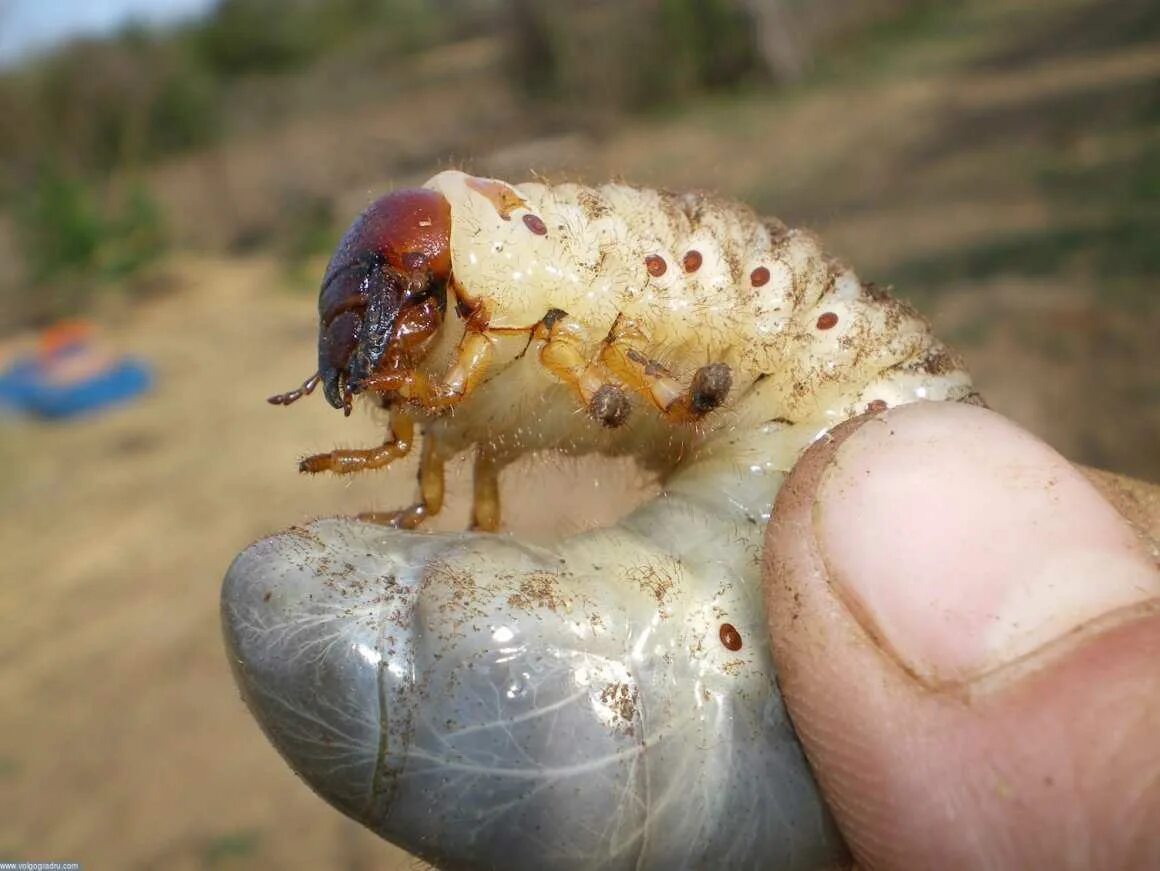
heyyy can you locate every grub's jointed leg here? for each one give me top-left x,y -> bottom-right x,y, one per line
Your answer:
470,449 -> 501,532
357,431 -> 446,530
600,332 -> 732,424
360,331 -> 495,412
300,412 -> 415,475
536,312 -> 632,428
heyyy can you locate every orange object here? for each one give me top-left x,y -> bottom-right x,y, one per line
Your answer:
37,320 -> 95,360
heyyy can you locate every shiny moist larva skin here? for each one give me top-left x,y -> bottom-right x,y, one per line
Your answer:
231,172 -> 977,869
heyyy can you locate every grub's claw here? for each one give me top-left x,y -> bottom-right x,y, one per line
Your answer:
222,422 -> 850,870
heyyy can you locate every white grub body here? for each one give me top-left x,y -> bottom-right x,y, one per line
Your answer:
416,170 -> 975,469
225,173 -> 981,869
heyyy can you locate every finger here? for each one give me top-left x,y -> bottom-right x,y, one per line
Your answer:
764,401 -> 1160,869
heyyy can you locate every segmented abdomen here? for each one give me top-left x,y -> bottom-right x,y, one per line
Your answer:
426,170 -> 973,436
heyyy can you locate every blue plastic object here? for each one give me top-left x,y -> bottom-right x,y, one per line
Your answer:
0,355 -> 152,419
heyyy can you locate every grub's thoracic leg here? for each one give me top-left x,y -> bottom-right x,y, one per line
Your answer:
359,330 -> 495,412
536,311 -> 632,428
471,449 -> 501,532
356,430 -> 446,530
299,411 -> 415,474
599,320 -> 732,424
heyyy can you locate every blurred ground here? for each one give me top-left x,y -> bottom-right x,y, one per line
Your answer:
0,0 -> 1157,868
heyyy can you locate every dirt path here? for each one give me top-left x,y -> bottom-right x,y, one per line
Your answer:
0,256 -> 650,868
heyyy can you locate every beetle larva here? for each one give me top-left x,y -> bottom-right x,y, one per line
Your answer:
226,172 -> 975,869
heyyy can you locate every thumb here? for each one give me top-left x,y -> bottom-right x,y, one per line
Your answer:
764,401 -> 1160,869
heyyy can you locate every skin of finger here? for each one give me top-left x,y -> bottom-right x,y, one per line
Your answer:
764,414 -> 1160,869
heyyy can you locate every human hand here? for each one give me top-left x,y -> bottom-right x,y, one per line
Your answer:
765,402 -> 1160,868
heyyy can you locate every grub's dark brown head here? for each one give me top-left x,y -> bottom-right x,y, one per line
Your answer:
316,188 -> 452,410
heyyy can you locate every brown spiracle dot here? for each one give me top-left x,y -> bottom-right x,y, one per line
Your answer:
719,623 -> 742,651
816,311 -> 839,330
522,213 -> 548,236
645,254 -> 667,277
750,266 -> 770,287
866,399 -> 888,413
682,250 -> 702,273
